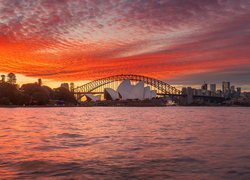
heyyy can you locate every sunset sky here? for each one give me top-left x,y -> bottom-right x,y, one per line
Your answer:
0,0 -> 250,89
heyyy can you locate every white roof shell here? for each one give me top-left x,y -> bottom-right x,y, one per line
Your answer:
103,80 -> 157,100
117,79 -> 134,100
85,94 -> 101,102
104,88 -> 120,100
143,86 -> 151,99
132,81 -> 145,100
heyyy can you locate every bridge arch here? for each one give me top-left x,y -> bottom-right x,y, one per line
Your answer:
73,74 -> 182,100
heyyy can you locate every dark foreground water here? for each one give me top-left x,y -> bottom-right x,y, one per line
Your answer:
0,107 -> 249,179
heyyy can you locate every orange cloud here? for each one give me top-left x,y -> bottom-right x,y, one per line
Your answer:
0,0 -> 249,87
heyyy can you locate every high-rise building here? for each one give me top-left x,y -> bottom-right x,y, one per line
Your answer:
222,81 -> 230,93
201,83 -> 208,90
230,85 -> 235,92
186,87 -> 194,104
210,84 -> 216,92
182,87 -> 187,95
236,87 -> 241,97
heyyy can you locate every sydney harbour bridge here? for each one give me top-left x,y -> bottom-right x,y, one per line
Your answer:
73,74 -> 225,104
73,74 -> 183,100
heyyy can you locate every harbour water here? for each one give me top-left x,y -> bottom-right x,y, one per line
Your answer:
0,107 -> 249,179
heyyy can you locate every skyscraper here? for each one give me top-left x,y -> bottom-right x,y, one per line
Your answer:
236,87 -> 241,97
201,83 -> 208,90
230,85 -> 235,92
222,81 -> 230,93
210,84 -> 216,92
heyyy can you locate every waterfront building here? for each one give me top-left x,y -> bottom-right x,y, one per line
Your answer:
216,90 -> 223,97
197,89 -> 203,96
231,86 -> 235,92
104,88 -> 120,100
186,87 -> 194,104
181,82 -> 243,99
192,88 -> 198,96
236,87 -> 241,97
210,84 -> 216,92
222,81 -> 230,93
131,81 -> 145,100
85,94 -> 101,102
242,92 -> 250,98
182,87 -> 187,95
206,90 -> 211,96
143,86 -> 151,99
104,80 -> 157,101
117,80 -> 134,100
201,83 -> 208,90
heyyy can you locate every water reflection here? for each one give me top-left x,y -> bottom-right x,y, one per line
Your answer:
0,107 -> 250,179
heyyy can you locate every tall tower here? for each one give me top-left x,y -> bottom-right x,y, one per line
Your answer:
222,81 -> 230,93
210,84 -> 216,92
201,82 -> 208,90
236,87 -> 241,97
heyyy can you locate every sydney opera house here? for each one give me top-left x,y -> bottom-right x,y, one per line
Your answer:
85,80 -> 157,101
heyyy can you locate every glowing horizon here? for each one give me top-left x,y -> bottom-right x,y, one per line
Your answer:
0,0 -> 250,89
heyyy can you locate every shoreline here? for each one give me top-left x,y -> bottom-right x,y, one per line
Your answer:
0,104 -> 249,108
1,98 -> 249,108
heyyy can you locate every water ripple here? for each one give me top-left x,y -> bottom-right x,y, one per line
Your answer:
0,107 -> 249,179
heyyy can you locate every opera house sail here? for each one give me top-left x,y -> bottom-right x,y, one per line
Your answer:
104,88 -> 120,100
104,80 -> 157,101
117,79 -> 135,100
85,94 -> 101,102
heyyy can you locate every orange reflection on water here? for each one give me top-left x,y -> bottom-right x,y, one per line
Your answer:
0,107 -> 250,179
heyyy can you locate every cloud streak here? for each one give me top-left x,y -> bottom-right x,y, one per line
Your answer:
0,0 -> 249,86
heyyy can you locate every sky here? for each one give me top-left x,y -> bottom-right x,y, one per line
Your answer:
0,0 -> 250,90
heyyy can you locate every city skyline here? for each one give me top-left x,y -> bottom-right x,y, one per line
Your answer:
0,0 -> 250,90
0,72 -> 246,94
1,72 -> 245,106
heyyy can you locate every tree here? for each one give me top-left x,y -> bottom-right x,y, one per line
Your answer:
0,97 -> 11,105
14,92 -> 30,105
21,83 -> 50,105
42,86 -> 54,99
70,82 -> 75,92
54,87 -> 76,104
1,75 -> 5,82
0,82 -> 18,105
7,73 -> 16,84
